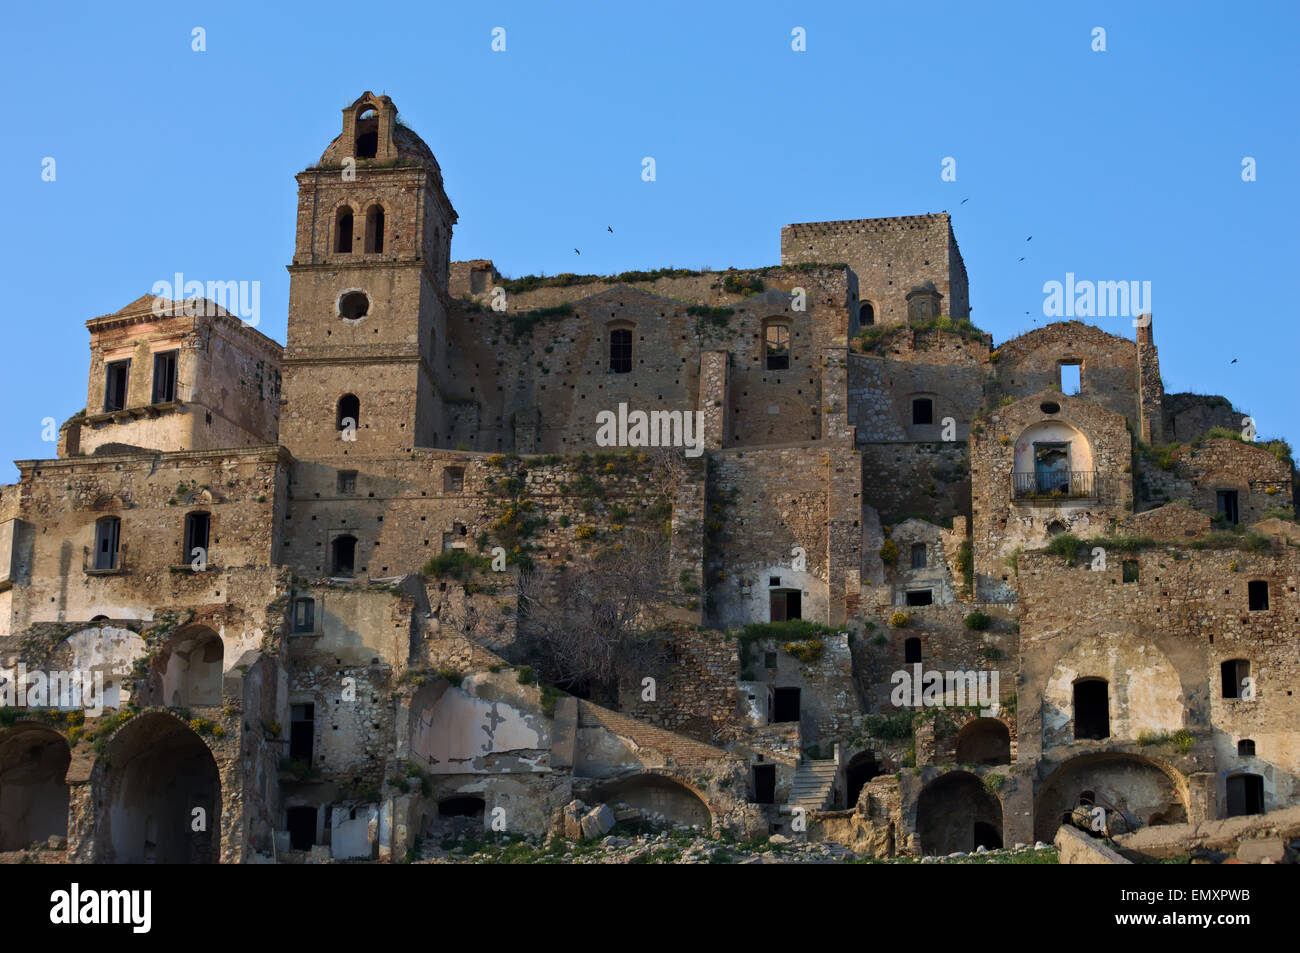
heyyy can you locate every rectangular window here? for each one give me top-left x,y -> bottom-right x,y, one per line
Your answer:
338,470 -> 357,494
912,398 -> 934,426
184,512 -> 210,561
609,329 -> 633,374
293,598 -> 315,633
443,467 -> 464,493
1216,490 -> 1239,525
911,543 -> 927,569
289,703 -> 315,762
1059,362 -> 1082,395
1248,580 -> 1269,611
1122,559 -> 1139,583
765,324 -> 790,371
152,350 -> 179,403
94,518 -> 120,571
104,360 -> 130,412
905,589 -> 933,606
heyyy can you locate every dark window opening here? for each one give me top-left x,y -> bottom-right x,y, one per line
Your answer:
769,589 -> 801,622
1248,580 -> 1268,611
93,517 -> 120,571
289,703 -> 315,763
338,470 -> 357,494
331,536 -> 357,576
104,360 -> 130,412
184,512 -> 210,561
912,397 -> 934,426
763,651 -> 777,669
609,328 -> 632,373
860,302 -> 874,326
364,206 -> 385,253
1221,659 -> 1251,699
293,598 -> 315,633
911,543 -> 927,569
1237,739 -> 1255,757
286,806 -> 316,851
765,324 -> 790,371
339,291 -> 369,320
771,687 -> 800,724
335,209 -> 353,253
439,797 -> 485,818
354,117 -> 378,159
904,637 -> 922,664
1122,560 -> 1139,583
1225,773 -> 1264,817
1216,490 -> 1239,526
1073,679 -> 1110,740
443,467 -> 464,493
906,589 -> 933,606
337,394 -> 360,432
152,350 -> 178,404
752,765 -> 776,804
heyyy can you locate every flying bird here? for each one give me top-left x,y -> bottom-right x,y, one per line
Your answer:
1026,236 -> 1032,241
960,198 -> 969,204
574,248 -> 581,255
607,226 -> 614,233
1230,358 -> 1238,364
1018,257 -> 1025,262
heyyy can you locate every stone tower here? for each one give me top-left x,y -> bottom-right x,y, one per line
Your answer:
279,92 -> 458,460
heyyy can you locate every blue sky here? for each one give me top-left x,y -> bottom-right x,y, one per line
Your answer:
2,1 -> 1296,481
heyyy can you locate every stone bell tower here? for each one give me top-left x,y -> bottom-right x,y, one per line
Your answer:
279,92 -> 458,461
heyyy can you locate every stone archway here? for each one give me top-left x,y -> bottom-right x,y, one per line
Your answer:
1034,752 -> 1187,842
955,718 -> 1011,765
96,712 -> 221,863
158,626 -> 224,708
0,723 -> 71,850
916,771 -> 1002,855
844,750 -> 881,809
595,772 -> 713,828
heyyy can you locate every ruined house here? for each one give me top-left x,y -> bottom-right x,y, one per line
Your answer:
0,91 -> 1295,862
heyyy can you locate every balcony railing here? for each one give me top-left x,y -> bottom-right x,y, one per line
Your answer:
1012,470 -> 1097,500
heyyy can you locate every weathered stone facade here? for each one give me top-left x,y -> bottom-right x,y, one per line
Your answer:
0,92 -> 1293,863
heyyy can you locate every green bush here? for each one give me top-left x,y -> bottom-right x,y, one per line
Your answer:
963,612 -> 991,631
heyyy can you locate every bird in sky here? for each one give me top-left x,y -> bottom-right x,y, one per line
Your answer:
1231,358 -> 1238,364
960,198 -> 969,205
1018,257 -> 1025,262
574,248 -> 581,255
1027,236 -> 1032,241
607,226 -> 614,233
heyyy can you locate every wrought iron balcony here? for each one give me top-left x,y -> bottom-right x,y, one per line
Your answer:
1012,470 -> 1097,501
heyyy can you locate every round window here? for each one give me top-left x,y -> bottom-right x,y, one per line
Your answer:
1040,400 -> 1060,414
339,291 -> 369,320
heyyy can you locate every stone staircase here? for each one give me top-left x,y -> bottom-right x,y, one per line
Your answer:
788,758 -> 839,811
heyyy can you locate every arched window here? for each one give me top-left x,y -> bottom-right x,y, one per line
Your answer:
331,535 -> 357,576
860,302 -> 875,326
93,517 -> 120,571
609,328 -> 633,373
1237,739 -> 1255,757
765,322 -> 790,370
904,637 -> 922,664
335,208 -> 354,253
364,205 -> 385,253
337,394 -> 360,432
354,108 -> 378,159
1073,678 -> 1109,740
1221,659 -> 1251,699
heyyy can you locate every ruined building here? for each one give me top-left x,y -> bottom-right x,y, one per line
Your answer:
0,92 -> 1295,862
